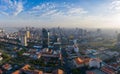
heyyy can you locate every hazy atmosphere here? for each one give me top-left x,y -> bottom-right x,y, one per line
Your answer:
1,0 -> 120,74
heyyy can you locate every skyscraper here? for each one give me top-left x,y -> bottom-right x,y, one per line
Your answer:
117,33 -> 120,43
42,28 -> 49,48
20,34 -> 27,46
26,30 -> 30,38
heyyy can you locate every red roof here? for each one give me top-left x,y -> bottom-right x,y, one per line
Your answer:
101,66 -> 115,74
75,57 -> 90,65
86,71 -> 95,74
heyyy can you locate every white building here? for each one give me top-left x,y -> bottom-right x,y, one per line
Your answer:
89,58 -> 102,68
73,44 -> 79,53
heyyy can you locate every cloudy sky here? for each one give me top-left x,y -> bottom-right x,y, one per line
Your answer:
0,0 -> 120,28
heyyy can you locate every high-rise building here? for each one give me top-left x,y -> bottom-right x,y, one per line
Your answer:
20,34 -> 27,46
42,28 -> 49,48
117,33 -> 120,43
26,30 -> 30,38
0,28 -> 5,37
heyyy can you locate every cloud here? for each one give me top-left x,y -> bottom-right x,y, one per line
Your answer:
0,0 -> 24,16
110,0 -> 120,13
41,10 -> 58,16
67,8 -> 87,16
13,2 -> 23,16
32,3 -> 55,10
27,3 -> 57,16
28,2 -> 87,17
0,11 -> 9,16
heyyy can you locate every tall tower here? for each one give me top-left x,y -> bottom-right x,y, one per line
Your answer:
117,33 -> 120,43
42,28 -> 49,48
26,30 -> 30,38
21,34 -> 27,46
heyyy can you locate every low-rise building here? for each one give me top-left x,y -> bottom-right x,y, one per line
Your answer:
73,57 -> 90,68
109,63 -> 120,70
86,69 -> 105,74
2,63 -> 12,70
89,58 -> 102,68
12,64 -> 64,74
101,66 -> 116,74
52,69 -> 64,74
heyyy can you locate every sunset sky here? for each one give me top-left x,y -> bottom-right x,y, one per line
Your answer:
0,0 -> 120,28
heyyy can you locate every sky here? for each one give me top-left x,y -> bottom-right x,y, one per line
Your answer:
0,0 -> 120,28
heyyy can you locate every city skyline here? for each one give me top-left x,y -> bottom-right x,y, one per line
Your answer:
0,0 -> 120,28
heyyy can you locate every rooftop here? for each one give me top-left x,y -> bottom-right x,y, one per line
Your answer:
75,57 -> 90,65
12,64 -> 64,74
52,69 -> 64,74
101,66 -> 116,74
2,63 -> 12,70
86,71 -> 95,74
